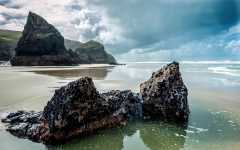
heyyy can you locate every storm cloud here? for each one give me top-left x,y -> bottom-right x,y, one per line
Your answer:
0,0 -> 240,61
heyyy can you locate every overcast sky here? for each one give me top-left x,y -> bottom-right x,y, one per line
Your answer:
0,0 -> 240,61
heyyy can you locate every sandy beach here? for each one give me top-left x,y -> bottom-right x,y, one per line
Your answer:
0,62 -> 240,150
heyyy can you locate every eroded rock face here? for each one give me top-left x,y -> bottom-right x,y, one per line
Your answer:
102,90 -> 142,119
74,40 -> 117,64
38,77 -> 128,143
42,77 -> 106,131
10,12 -> 77,66
15,12 -> 66,56
1,110 -> 42,140
1,62 -> 189,144
140,61 -> 189,122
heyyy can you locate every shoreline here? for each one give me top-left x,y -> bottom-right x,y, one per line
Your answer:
0,62 -> 239,149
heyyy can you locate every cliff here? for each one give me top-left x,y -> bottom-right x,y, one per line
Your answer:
0,12 -> 117,65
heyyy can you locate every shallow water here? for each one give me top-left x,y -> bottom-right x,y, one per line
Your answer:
0,62 -> 240,150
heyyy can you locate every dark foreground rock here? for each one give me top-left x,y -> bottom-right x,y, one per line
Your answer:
1,110 -> 42,140
38,78 -> 141,143
2,77 -> 141,144
140,61 -> 189,122
1,62 -> 189,144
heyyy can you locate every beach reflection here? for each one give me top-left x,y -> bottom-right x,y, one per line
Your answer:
48,121 -> 187,150
30,66 -> 114,80
139,122 -> 187,150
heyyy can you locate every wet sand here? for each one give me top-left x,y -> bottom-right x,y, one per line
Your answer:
0,62 -> 240,150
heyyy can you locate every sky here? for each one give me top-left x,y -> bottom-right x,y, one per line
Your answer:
0,0 -> 240,61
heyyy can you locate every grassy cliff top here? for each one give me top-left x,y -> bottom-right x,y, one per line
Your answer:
0,29 -> 21,43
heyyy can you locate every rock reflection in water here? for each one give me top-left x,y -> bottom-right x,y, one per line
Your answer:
139,122 -> 187,150
48,121 -> 187,150
30,67 -> 114,79
47,127 -> 125,150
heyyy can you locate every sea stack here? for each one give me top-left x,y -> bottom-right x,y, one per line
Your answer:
74,40 -> 117,64
10,12 -> 78,66
140,61 -> 189,122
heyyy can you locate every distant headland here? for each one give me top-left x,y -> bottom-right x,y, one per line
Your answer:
0,12 -> 117,66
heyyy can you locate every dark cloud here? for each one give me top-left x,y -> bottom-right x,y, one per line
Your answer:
65,0 -> 82,11
0,20 -> 6,26
216,0 -> 239,27
1,13 -> 25,21
69,4 -> 81,11
0,0 -> 22,9
0,0 -> 10,6
0,0 -> 239,60
92,0 -> 240,54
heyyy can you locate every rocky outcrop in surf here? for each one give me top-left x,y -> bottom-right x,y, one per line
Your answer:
10,12 -> 78,66
1,62 -> 189,144
140,61 -> 189,122
74,40 -> 117,64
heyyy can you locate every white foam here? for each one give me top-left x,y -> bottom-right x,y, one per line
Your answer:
185,130 -> 195,134
0,112 -> 9,119
122,61 -> 240,65
175,133 -> 187,138
208,66 -> 240,77
228,120 -> 235,124
217,129 -> 222,132
0,61 -> 11,67
211,110 -> 228,115
122,61 -> 171,64
0,112 -> 9,130
181,60 -> 240,64
188,126 -> 209,133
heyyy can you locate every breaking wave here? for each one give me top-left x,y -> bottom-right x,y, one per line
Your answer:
208,66 -> 240,77
123,61 -> 240,64
0,61 -> 11,67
